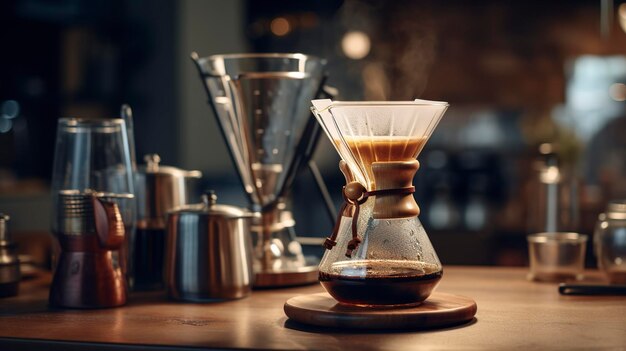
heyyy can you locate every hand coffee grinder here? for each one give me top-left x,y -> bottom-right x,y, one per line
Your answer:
49,190 -> 132,308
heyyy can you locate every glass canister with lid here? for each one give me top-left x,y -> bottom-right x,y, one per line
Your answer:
594,200 -> 626,284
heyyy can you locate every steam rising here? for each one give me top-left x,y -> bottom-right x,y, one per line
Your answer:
339,0 -> 438,100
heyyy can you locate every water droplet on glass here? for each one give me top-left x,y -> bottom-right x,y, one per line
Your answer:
272,148 -> 279,155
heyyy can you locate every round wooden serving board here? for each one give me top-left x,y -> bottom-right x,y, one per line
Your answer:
284,292 -> 477,330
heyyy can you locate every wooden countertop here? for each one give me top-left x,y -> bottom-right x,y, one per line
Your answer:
1,266 -> 625,350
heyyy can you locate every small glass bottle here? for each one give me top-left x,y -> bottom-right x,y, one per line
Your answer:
594,200 -> 626,284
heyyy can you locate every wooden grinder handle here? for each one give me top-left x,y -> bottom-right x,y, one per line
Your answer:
371,160 -> 420,219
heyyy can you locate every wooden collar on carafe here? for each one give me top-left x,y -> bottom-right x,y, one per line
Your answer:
323,160 -> 419,258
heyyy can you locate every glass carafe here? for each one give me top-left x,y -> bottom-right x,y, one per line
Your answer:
311,99 -> 448,307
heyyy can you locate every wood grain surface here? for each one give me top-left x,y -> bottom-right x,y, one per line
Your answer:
1,266 -> 625,350
284,292 -> 476,329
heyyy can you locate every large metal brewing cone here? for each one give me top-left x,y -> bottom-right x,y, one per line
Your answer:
192,53 -> 327,287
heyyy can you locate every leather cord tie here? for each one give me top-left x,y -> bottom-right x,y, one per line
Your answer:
323,181 -> 415,258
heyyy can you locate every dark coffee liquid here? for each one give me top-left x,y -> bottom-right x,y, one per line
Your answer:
319,260 -> 442,306
130,227 -> 166,290
336,136 -> 427,189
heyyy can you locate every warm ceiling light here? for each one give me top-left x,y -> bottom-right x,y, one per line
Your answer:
270,17 -> 291,36
341,31 -> 371,60
609,83 -> 626,101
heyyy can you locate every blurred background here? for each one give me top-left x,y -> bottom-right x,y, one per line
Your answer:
1,0 -> 625,267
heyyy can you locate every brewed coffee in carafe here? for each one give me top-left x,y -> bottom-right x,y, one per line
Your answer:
312,99 -> 448,307
338,136 -> 427,189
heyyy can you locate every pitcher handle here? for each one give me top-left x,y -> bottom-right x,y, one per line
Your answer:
92,196 -> 125,249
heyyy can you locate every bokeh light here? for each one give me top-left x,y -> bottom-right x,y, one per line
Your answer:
1,100 -> 19,119
609,83 -> 626,101
270,17 -> 291,36
341,31 -> 371,60
0,118 -> 12,133
619,3 -> 626,33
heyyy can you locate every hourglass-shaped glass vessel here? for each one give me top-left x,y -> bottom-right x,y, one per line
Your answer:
311,99 -> 448,307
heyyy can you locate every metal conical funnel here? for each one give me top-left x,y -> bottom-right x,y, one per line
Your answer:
192,53 -> 327,287
311,99 -> 448,190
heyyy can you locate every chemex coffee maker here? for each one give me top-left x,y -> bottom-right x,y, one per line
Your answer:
310,99 -> 449,306
284,100 -> 476,330
191,53 -> 330,287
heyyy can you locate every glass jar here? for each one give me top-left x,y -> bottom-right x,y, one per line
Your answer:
594,200 -> 626,284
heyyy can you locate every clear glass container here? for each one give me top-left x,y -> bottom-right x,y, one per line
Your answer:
527,232 -> 587,282
594,200 -> 626,284
311,99 -> 448,307
50,118 -> 135,307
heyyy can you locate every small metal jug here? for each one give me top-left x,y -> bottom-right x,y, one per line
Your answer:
131,154 -> 202,291
166,191 -> 257,301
